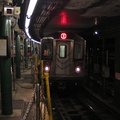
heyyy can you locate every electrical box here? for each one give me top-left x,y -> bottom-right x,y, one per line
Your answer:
3,6 -> 20,17
3,6 -> 14,16
14,7 -> 20,15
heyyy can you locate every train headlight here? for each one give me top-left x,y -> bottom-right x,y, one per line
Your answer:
75,67 -> 81,73
44,66 -> 50,72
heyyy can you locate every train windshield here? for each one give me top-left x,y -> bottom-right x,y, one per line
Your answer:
59,45 -> 67,58
43,43 -> 52,56
74,43 -> 83,60
41,39 -> 53,60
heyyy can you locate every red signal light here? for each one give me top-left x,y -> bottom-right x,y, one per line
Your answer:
60,12 -> 67,25
60,32 -> 67,40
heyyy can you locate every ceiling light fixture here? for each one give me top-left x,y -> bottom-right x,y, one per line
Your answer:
95,17 -> 98,25
93,17 -> 99,36
25,0 -> 40,44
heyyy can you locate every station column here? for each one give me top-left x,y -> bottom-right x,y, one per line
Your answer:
24,38 -> 28,68
0,16 -> 13,115
114,35 -> 120,107
15,33 -> 21,78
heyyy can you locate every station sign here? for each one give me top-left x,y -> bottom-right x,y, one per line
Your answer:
60,32 -> 67,40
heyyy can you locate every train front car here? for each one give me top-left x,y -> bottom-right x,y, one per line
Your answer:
40,32 -> 86,88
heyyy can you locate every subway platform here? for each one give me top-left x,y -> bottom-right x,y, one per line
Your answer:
0,65 -> 41,120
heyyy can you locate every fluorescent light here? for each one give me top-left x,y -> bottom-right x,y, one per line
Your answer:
25,18 -> 30,29
25,0 -> 41,44
26,0 -> 38,18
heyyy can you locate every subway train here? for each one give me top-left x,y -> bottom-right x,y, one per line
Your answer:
40,32 -> 86,87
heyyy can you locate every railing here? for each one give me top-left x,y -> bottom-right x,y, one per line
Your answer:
26,55 -> 53,120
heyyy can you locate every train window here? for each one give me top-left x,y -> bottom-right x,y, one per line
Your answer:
43,44 -> 52,56
42,41 -> 53,60
59,45 -> 67,58
74,43 -> 83,60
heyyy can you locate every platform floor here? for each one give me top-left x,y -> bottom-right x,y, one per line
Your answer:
0,66 -> 37,120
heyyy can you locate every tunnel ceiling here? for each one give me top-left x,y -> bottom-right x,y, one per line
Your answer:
20,0 -> 120,41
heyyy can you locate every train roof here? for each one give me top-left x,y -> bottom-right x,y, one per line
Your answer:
42,32 -> 86,41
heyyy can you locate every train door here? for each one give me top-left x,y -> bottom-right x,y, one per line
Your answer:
54,39 -> 74,75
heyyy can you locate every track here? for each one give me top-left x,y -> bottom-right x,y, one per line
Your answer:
51,88 -> 100,120
78,86 -> 120,120
51,86 -> 120,120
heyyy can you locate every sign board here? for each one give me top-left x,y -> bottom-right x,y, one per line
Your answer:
0,39 -> 7,56
60,32 -> 67,40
